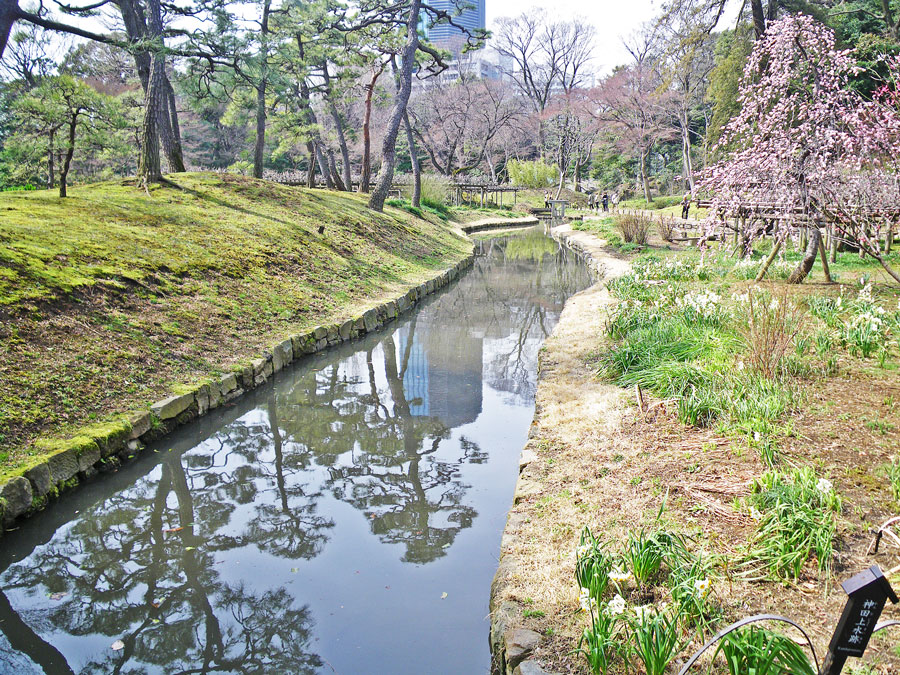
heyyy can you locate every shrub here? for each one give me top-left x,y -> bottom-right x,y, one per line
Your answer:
416,174 -> 450,209
733,289 -> 805,379
615,214 -> 651,245
506,159 -> 560,188
657,215 -> 676,242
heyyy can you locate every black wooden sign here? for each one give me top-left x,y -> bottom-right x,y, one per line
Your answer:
827,565 -> 897,660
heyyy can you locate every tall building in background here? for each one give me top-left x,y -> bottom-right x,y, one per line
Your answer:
426,0 -> 486,49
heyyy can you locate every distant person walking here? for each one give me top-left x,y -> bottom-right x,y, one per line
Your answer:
601,193 -> 609,212
681,192 -> 691,220
544,191 -> 550,209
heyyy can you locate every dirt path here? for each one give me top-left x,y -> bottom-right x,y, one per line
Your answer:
489,225 -> 631,675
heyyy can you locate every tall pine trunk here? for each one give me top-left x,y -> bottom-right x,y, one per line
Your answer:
137,0 -> 164,188
59,112 -> 79,198
252,0 -> 271,180
360,65 -> 383,194
403,111 -> 420,207
323,64 -> 352,190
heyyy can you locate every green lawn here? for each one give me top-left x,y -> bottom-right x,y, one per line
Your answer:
0,172 -> 472,475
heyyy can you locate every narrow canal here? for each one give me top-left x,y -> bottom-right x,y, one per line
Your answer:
0,228 -> 591,674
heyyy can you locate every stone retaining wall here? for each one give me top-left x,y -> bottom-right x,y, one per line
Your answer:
0,254 -> 476,537
488,227 -> 610,675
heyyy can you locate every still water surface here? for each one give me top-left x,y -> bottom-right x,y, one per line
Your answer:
0,229 -> 590,674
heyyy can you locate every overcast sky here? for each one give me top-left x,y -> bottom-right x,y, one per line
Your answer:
485,0 -> 662,75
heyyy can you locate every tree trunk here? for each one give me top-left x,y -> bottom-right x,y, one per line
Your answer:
640,148 -> 651,204
368,0 -> 420,212
876,254 -> 900,285
360,65 -> 383,194
787,226 -> 820,284
316,145 -> 333,189
0,0 -> 18,59
252,0 -> 271,180
680,109 -> 694,191
328,149 -> 346,191
323,64 -> 352,190
305,141 -> 316,188
818,235 -> 832,282
751,0 -> 767,38
119,0 -> 184,173
885,221 -> 893,254
755,238 -> 782,281
47,129 -> 55,188
138,56 -> 164,187
402,110 -> 421,207
59,112 -> 78,198
137,0 -> 163,188
163,75 -> 185,172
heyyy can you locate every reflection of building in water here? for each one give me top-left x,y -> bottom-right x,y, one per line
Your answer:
399,323 -> 483,428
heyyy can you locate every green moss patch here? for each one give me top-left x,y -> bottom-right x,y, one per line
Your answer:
0,172 -> 472,473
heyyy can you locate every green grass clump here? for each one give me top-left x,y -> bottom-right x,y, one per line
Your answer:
714,625 -> 816,675
575,526 -> 718,674
744,467 -> 841,581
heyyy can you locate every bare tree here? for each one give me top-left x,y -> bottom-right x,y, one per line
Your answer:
492,10 -> 595,151
410,75 -> 521,176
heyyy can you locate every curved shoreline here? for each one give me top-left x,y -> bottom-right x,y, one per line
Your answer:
0,253 -> 481,537
0,216 -> 548,539
489,225 -> 631,675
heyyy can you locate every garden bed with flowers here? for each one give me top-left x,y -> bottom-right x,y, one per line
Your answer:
500,240 -> 900,674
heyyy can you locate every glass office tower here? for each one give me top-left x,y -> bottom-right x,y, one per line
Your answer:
426,0 -> 486,47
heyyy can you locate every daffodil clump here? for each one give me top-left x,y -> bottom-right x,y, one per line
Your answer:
575,527 -> 718,675
739,466 -> 842,581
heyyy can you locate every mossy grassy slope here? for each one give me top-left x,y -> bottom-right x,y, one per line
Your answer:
0,172 -> 471,476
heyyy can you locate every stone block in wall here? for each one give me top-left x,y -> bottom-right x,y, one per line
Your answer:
298,332 -> 318,355
273,339 -> 293,372
315,338 -> 328,352
1,477 -> 32,523
150,393 -> 195,421
363,308 -> 378,333
339,320 -> 354,341
313,326 -> 328,341
129,411 -> 152,440
34,436 -> 97,486
251,358 -> 267,377
24,463 -> 51,497
326,324 -> 341,346
207,380 -> 224,411
196,384 -> 211,416
237,365 -> 253,390
77,444 -> 101,474
219,373 -> 238,398
396,295 -> 410,313
385,300 -> 397,320
86,419 -> 132,458
405,288 -> 417,306
449,266 -> 458,280
504,629 -> 542,673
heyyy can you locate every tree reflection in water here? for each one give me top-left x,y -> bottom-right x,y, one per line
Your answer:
0,227 -> 591,674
